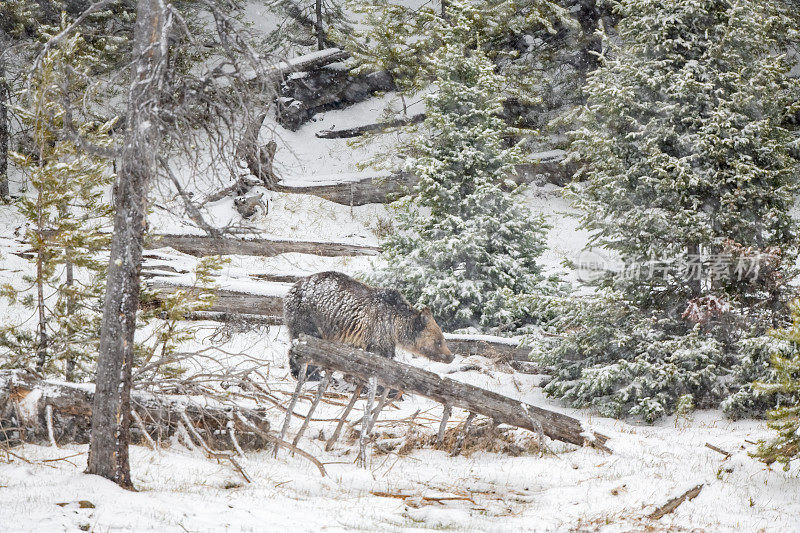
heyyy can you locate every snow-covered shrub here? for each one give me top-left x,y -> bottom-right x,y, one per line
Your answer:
0,34 -> 114,380
542,0 -> 800,420
755,304 -> 800,469
373,3 -> 557,332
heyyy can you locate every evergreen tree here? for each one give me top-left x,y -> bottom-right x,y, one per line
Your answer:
373,3 -> 553,333
0,33 -> 114,380
267,0 -> 350,52
540,0 -> 800,421
344,0 -> 570,120
755,302 -> 800,469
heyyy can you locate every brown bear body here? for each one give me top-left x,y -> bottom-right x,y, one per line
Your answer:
284,271 -> 453,378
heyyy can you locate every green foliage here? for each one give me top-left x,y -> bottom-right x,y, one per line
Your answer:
266,0 -> 350,52
135,256 -> 227,383
568,0 -> 800,308
543,0 -> 800,421
372,2 -> 555,333
754,303 -> 800,469
344,0 -> 570,100
0,33 -> 115,379
0,0 -> 41,39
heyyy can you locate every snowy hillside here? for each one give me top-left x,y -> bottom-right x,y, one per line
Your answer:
2,84 -> 798,532
3,0 -> 800,531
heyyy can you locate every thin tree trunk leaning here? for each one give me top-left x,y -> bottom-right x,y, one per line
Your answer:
315,0 -> 324,51
147,234 -> 380,258
236,112 -> 278,188
289,335 -> 610,450
0,55 -> 9,198
0,370 -> 271,449
87,0 -> 168,490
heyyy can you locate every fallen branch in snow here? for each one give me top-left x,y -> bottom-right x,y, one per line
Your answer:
704,442 -> 731,458
235,414 -> 327,477
289,335 -> 610,450
443,336 -> 532,362
648,484 -> 704,520
370,491 -> 476,505
315,114 -> 426,139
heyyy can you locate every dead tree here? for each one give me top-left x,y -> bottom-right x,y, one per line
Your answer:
87,0 -> 170,489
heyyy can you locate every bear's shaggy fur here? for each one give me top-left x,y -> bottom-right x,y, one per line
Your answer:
284,271 -> 453,378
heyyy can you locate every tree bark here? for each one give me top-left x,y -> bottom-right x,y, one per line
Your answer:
315,0 -> 324,51
87,0 -> 169,490
0,55 -> 9,198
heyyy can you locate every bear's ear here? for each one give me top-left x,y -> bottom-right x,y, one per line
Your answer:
377,288 -> 406,306
421,306 -> 433,317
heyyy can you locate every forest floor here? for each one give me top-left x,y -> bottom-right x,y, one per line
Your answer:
1,340 -> 798,532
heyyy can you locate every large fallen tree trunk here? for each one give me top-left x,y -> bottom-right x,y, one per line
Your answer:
147,234 -> 380,258
0,370 -> 270,449
146,281 -> 286,319
289,335 -> 608,449
258,152 -> 572,206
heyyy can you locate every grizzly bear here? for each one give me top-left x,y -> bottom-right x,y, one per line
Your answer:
284,271 -> 454,379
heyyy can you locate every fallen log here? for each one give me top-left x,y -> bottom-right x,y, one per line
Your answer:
0,370 -> 270,450
262,48 -> 350,83
264,152 -> 571,206
272,171 -> 416,206
147,234 -> 380,258
146,281 -> 285,319
315,114 -> 426,139
443,335 -> 532,362
289,335 -> 609,450
648,484 -> 704,520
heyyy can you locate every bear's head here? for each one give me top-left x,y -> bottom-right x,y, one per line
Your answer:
402,307 -> 454,363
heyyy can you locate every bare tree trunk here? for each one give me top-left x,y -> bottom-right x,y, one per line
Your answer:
64,252 -> 76,382
687,243 -> 702,297
87,0 -> 169,490
0,55 -> 8,198
315,0 -> 324,51
35,246 -> 48,372
35,157 -> 47,372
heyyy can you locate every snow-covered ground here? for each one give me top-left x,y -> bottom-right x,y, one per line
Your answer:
2,329 -> 798,532
2,43 -> 799,533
